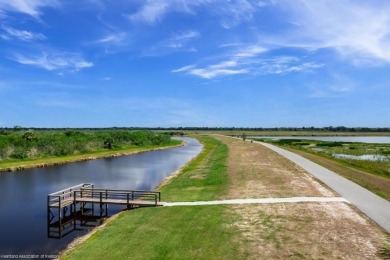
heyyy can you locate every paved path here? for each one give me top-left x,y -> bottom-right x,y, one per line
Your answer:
255,140 -> 390,231
162,197 -> 348,207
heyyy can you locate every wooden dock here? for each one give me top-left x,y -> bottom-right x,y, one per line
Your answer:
47,183 -> 161,238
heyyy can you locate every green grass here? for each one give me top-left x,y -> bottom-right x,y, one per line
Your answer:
63,206 -> 242,260
62,135 -> 245,260
159,135 -> 228,201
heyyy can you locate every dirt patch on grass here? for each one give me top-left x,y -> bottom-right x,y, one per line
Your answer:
229,203 -> 385,259
213,136 -> 335,198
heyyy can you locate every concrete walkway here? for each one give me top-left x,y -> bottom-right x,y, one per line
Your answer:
162,197 -> 348,207
255,140 -> 390,231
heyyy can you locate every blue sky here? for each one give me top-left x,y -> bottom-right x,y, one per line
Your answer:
0,0 -> 389,128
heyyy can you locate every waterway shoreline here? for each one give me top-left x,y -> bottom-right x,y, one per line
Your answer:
59,137 -> 204,257
0,142 -> 184,173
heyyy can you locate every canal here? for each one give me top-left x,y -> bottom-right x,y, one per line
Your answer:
0,137 -> 202,256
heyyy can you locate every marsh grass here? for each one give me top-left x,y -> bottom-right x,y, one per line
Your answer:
256,138 -> 390,179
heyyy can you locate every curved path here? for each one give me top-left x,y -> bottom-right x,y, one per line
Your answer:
254,140 -> 390,231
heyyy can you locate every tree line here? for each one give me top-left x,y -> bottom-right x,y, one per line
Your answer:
2,126 -> 390,132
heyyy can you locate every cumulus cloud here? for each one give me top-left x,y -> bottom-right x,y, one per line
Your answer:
13,51 -> 93,71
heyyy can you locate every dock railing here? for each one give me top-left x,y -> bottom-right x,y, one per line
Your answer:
47,183 -> 94,209
75,188 -> 161,206
47,183 -> 161,238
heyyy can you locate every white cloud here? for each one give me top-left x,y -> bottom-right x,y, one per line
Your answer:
209,60 -> 238,69
190,68 -> 248,79
257,57 -> 323,75
173,44 -> 322,79
128,0 -> 170,24
217,0 -> 254,29
0,0 -> 59,18
143,30 -> 200,56
89,32 -> 127,46
172,44 -> 264,79
128,0 -> 261,28
307,74 -> 356,98
1,25 -> 45,41
171,65 -> 196,73
234,45 -> 267,58
167,30 -> 200,48
13,51 -> 93,71
275,0 -> 390,64
257,0 -> 276,8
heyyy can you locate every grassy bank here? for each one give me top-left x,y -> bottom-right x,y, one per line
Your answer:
0,130 -> 181,171
0,141 -> 182,171
159,135 -> 228,201
62,136 -> 245,260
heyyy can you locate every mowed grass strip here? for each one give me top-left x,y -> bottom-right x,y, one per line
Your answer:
62,206 -> 242,260
159,135 -> 229,201
62,136 -> 245,260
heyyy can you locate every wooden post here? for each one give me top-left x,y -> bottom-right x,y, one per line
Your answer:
47,196 -> 50,237
100,192 -> 103,218
58,197 -> 62,238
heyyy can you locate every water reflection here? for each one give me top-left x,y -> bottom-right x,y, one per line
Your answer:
0,137 -> 202,255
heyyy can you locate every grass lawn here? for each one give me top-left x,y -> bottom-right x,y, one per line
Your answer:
159,135 -> 228,201
63,206 -> 241,260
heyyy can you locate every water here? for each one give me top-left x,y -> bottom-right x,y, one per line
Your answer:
332,153 -> 389,161
0,137 -> 202,256
249,136 -> 390,144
